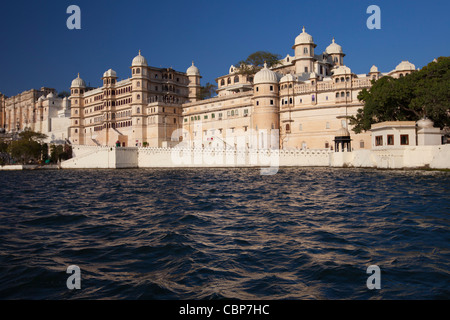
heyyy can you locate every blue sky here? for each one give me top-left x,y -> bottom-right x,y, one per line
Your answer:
0,0 -> 449,97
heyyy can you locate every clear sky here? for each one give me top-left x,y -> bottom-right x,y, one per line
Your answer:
0,0 -> 449,97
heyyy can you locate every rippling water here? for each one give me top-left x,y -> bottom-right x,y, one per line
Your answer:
0,168 -> 449,300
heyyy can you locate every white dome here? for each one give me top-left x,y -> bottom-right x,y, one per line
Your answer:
46,92 -> 54,99
335,127 -> 350,137
417,118 -> 434,129
186,61 -> 200,76
38,95 -> 45,101
333,65 -> 352,76
370,65 -> 379,73
395,61 -> 416,72
326,38 -> 343,55
294,26 -> 315,46
280,74 -> 296,83
71,74 -> 86,88
309,72 -> 318,79
132,50 -> 148,67
254,63 -> 279,85
103,69 -> 117,78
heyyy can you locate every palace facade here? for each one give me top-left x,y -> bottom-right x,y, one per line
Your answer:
4,27 -> 418,151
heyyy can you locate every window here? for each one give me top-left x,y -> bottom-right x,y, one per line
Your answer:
400,135 -> 409,145
256,87 -> 259,92
304,47 -> 308,54
286,124 -> 291,132
299,124 -> 303,131
136,68 -> 141,74
360,140 -> 365,149
387,135 -> 394,145
326,122 -> 330,129
325,142 -> 330,149
270,85 -> 273,91
375,136 -> 383,146
137,81 -> 140,87
234,76 -> 239,83
227,78 -> 231,84
244,109 -> 248,115
212,113 -> 215,119
270,100 -> 274,105
221,79 -> 225,86
256,101 -> 259,106
312,95 -> 315,102
204,115 -> 208,120
304,67 -> 308,73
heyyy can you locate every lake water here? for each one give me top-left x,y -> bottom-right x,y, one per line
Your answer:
0,168 -> 449,299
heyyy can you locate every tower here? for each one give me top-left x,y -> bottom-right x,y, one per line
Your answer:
187,62 -> 202,102
252,63 -> 280,149
292,27 -> 316,74
69,73 -> 86,145
326,38 -> 345,66
130,50 -> 148,146
102,68 -> 118,145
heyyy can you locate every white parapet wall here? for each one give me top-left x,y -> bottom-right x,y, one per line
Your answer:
61,145 -> 139,169
61,144 -> 450,170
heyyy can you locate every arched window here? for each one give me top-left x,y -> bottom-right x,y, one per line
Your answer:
286,124 -> 290,132
336,78 -> 339,83
303,47 -> 308,54
137,81 -> 140,87
311,95 -> 315,102
136,68 -> 141,74
227,78 -> 231,84
137,107 -> 140,113
287,57 -> 290,62
137,94 -> 141,100
221,79 -> 225,86
234,76 -> 239,83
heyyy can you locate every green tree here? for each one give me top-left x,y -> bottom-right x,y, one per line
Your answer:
7,129 -> 47,164
235,51 -> 282,76
58,91 -> 71,98
197,82 -> 218,100
350,57 -> 450,133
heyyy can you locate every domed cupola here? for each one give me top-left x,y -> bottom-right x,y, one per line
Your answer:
280,74 -> 296,83
132,50 -> 148,67
186,61 -> 200,76
71,73 -> 86,88
294,26 -> 315,46
326,38 -> 344,55
254,63 -> 279,85
103,69 -> 117,78
395,61 -> 416,72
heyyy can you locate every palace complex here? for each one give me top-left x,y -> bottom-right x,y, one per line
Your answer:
1,27 -> 419,150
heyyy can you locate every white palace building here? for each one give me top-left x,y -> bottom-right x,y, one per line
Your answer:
1,27 -> 448,170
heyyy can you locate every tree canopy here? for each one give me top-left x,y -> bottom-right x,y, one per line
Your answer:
197,82 -> 217,100
234,51 -> 282,76
350,56 -> 450,133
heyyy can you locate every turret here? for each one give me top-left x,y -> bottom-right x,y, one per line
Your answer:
292,27 -> 317,74
187,61 -> 202,102
69,73 -> 86,144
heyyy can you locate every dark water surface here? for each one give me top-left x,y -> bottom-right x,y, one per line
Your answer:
0,168 -> 449,300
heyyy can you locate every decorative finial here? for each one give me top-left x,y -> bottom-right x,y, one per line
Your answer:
139,50 -> 141,55
192,61 -> 195,66
332,37 -> 335,43
263,61 -> 268,68
302,26 -> 305,33
77,73 -> 80,78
